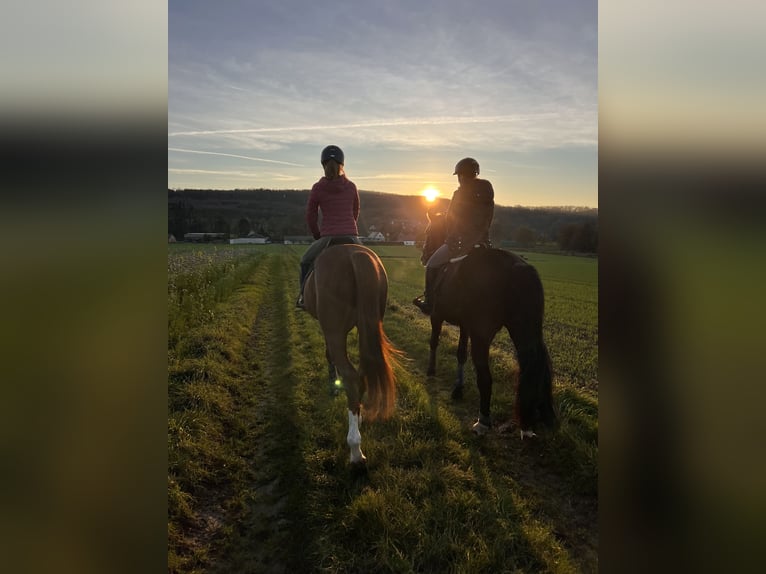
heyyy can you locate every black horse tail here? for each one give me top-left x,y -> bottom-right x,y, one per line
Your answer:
516,340 -> 557,430
351,250 -> 398,421
511,262 -> 558,430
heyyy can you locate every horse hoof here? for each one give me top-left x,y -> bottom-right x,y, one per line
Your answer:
451,386 -> 463,400
350,454 -> 367,466
471,420 -> 490,435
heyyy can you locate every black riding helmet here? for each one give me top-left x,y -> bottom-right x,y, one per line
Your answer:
453,157 -> 480,176
321,145 -> 344,166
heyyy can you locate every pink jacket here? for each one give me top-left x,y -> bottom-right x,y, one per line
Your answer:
306,175 -> 360,239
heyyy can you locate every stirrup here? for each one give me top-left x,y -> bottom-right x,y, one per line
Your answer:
296,295 -> 305,309
412,296 -> 431,315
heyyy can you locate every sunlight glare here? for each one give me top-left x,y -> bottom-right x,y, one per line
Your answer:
422,187 -> 440,202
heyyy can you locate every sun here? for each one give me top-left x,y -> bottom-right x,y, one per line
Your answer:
422,187 -> 440,203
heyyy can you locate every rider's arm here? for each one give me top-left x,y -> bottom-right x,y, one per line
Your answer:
306,185 -> 321,239
352,184 -> 360,222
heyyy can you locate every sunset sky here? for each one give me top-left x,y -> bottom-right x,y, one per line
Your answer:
169,0 -> 597,208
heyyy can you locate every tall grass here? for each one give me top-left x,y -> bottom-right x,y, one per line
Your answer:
168,245 -> 268,350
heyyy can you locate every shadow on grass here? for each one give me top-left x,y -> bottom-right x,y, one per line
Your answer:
381,299 -> 598,572
207,253 -> 320,573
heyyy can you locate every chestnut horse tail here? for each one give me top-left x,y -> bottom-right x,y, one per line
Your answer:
512,262 -> 557,430
351,250 -> 397,421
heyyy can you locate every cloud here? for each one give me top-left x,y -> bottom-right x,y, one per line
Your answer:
168,112 -> 596,152
168,1 -> 597,205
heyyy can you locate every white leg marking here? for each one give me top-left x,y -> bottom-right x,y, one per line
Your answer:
520,429 -> 538,440
472,420 -> 490,435
347,410 -> 366,463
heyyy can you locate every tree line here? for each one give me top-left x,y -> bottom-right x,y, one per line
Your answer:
168,189 -> 598,253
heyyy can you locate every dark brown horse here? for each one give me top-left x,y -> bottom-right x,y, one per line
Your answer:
421,212 -> 556,438
303,243 -> 398,463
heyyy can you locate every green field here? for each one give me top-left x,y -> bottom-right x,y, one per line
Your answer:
168,243 -> 598,573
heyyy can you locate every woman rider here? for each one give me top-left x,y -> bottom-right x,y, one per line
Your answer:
297,145 -> 361,308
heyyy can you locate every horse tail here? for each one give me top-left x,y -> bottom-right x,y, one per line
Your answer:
511,262 -> 557,430
351,250 -> 398,421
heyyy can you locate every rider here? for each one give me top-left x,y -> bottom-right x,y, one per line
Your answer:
413,157 -> 495,314
297,145 -> 361,308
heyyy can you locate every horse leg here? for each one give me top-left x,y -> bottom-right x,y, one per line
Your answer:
325,346 -> 340,396
469,335 -> 493,435
427,317 -> 442,376
346,408 -> 365,465
451,326 -> 468,400
324,331 -> 366,464
339,369 -> 366,464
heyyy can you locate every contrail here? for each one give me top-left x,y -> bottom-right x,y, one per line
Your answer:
168,147 -> 304,167
168,114 -> 559,137
169,168 -> 262,176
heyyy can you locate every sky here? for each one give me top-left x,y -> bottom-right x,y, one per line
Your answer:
169,0 -> 597,208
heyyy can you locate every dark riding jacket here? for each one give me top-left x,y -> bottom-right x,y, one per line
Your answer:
445,178 -> 494,253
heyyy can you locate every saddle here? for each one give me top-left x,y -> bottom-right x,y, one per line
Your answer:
326,235 -> 359,248
305,236 -> 359,280
299,236 -> 360,309
435,242 -> 490,298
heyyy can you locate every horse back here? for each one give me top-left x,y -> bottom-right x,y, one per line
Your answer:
462,248 -> 539,297
439,248 -> 541,328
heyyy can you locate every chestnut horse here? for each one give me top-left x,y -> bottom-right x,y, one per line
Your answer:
303,243 -> 398,463
421,212 -> 557,438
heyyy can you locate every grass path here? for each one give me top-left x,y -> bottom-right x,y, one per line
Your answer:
169,245 -> 598,573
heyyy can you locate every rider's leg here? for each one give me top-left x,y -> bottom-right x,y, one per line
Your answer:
297,237 -> 330,308
297,261 -> 312,306
414,244 -> 450,314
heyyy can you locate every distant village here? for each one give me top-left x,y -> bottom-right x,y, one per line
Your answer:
168,226 -> 418,247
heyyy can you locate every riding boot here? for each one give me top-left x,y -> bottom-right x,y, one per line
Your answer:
413,266 -> 440,315
297,262 -> 311,308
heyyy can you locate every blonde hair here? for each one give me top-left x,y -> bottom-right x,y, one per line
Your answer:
323,159 -> 344,180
